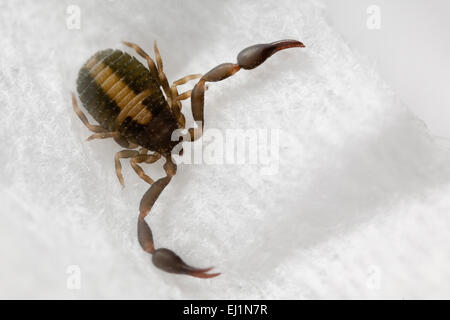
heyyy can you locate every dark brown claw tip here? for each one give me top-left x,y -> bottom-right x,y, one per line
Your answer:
237,39 -> 305,70
152,248 -> 221,279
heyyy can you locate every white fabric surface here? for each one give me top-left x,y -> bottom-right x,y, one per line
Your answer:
0,0 -> 449,299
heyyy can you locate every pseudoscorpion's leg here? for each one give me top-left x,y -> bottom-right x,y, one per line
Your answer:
169,74 -> 203,128
153,41 -> 174,104
113,135 -> 139,149
138,156 -> 220,278
130,152 -> 161,185
72,92 -> 125,142
86,131 -> 120,141
72,92 -> 106,133
172,74 -> 203,103
171,74 -> 202,102
122,41 -> 173,104
175,90 -> 193,101
122,41 -> 159,79
187,40 -> 305,141
173,74 -> 202,87
114,150 -> 139,188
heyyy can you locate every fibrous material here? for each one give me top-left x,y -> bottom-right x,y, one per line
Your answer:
0,0 -> 449,298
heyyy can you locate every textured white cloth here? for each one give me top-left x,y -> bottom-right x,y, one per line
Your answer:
0,0 -> 449,299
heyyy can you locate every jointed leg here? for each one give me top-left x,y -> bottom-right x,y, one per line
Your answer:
153,41 -> 173,104
186,40 -> 305,141
169,74 -> 203,128
173,74 -> 202,87
122,41 -> 173,104
137,156 -> 220,278
122,41 -> 159,80
115,148 -> 160,187
114,135 -> 139,149
169,88 -> 192,128
171,74 -> 202,103
114,150 -> 139,188
87,131 -> 120,141
174,106 -> 186,128
72,92 -> 106,133
130,152 -> 161,185
175,90 -> 193,101
72,92 -> 121,142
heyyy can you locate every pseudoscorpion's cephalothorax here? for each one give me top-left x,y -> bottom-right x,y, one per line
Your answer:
73,40 -> 304,278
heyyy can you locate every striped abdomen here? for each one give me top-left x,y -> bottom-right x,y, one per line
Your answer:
76,49 -> 179,153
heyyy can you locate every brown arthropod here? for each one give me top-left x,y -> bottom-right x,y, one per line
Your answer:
73,39 -> 305,278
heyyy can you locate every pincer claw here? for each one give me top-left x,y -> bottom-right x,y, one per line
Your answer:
237,39 -> 305,70
152,248 -> 221,278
